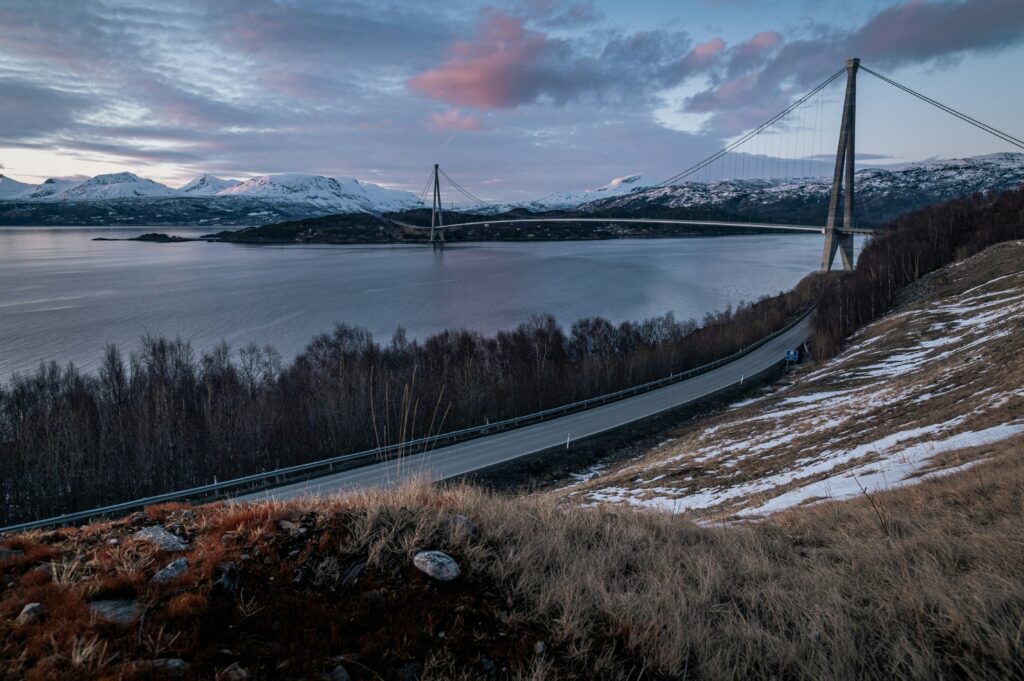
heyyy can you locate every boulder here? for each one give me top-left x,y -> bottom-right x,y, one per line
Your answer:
214,562 -> 240,596
132,526 -> 190,551
444,514 -> 479,538
412,551 -> 460,582
89,599 -> 140,625
15,602 -> 44,625
323,664 -> 351,681
152,557 -> 189,584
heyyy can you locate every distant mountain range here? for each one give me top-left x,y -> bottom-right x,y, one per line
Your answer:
0,171 -> 420,225
1,153 -> 1022,227
571,153 -> 1024,226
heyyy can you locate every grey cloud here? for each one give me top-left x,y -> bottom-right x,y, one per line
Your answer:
685,0 -> 1024,135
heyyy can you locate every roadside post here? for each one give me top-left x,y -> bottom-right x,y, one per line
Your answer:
785,349 -> 799,371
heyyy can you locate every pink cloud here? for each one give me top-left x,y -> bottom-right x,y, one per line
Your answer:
691,37 -> 727,63
409,12 -> 548,109
748,31 -> 782,51
429,109 -> 481,132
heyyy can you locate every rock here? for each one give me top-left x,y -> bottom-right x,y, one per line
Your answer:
278,519 -> 298,532
89,599 -> 140,625
128,511 -> 147,524
323,664 -> 351,681
445,514 -> 479,537
152,557 -> 189,584
412,551 -> 460,582
107,538 -> 120,546
16,602 -> 44,624
398,662 -> 422,681
338,561 -> 366,588
363,589 -> 386,609
534,641 -> 546,655
214,562 -> 240,596
478,654 -> 497,681
133,526 -> 190,551
220,662 -> 249,680
134,658 -> 190,676
0,548 -> 24,560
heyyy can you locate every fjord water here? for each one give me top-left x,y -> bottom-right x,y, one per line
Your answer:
0,227 -> 826,379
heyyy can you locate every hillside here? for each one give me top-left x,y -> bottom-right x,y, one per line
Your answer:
562,240 -> 1024,516
1,243 -> 1022,680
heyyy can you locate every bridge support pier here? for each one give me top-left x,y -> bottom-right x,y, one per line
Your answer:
429,163 -> 445,250
821,57 -> 860,272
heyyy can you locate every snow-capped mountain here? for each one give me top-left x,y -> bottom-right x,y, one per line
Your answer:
0,174 -> 33,199
180,174 -> 240,196
19,176 -> 88,200
218,173 -> 419,213
577,153 -> 1024,226
527,174 -> 646,210
59,172 -> 181,200
0,170 -> 420,224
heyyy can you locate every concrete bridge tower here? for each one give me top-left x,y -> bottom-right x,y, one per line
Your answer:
821,58 -> 860,271
430,163 -> 445,250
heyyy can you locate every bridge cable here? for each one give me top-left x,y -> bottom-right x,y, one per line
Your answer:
417,171 -> 435,207
860,66 -> 1024,151
438,168 -> 495,209
657,67 -> 846,188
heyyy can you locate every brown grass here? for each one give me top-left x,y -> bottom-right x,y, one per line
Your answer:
1,444 -> 1022,680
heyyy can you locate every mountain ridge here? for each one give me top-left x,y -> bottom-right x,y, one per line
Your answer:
1,153 -> 1022,226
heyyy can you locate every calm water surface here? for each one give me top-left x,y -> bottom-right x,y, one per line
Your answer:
0,226 -> 832,378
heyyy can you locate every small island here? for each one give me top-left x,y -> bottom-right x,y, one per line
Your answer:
93,232 -> 199,243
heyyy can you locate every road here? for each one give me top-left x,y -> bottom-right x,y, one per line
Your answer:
237,316 -> 810,503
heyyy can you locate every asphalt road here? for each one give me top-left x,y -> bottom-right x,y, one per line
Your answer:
237,317 -> 810,502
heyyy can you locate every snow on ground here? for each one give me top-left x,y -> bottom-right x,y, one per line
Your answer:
562,243 -> 1024,519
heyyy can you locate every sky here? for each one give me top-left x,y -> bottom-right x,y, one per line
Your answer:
1,0 -> 1022,201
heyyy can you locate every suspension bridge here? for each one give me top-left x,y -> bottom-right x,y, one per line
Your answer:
5,58 -> 1024,530
412,58 -> 1024,272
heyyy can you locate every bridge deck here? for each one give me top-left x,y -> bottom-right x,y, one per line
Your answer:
408,217 -> 875,236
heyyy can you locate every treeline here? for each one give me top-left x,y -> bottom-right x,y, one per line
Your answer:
812,184 -> 1024,358
0,278 -> 821,524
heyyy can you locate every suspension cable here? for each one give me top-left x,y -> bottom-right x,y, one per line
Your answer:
438,168 -> 494,209
417,171 -> 434,207
657,67 -> 846,188
860,66 -> 1024,151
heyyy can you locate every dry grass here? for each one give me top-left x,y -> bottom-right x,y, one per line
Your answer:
1,450 -> 1023,679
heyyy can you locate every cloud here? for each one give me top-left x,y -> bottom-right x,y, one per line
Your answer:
684,0 -> 1024,135
852,0 -> 1024,65
525,0 -> 603,27
409,12 -> 551,108
408,10 -> 714,109
429,109 -> 482,132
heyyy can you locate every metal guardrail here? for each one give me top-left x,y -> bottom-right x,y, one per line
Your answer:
1,307 -> 813,533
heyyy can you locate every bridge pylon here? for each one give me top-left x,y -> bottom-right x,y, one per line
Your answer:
821,57 -> 860,272
429,163 -> 445,250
